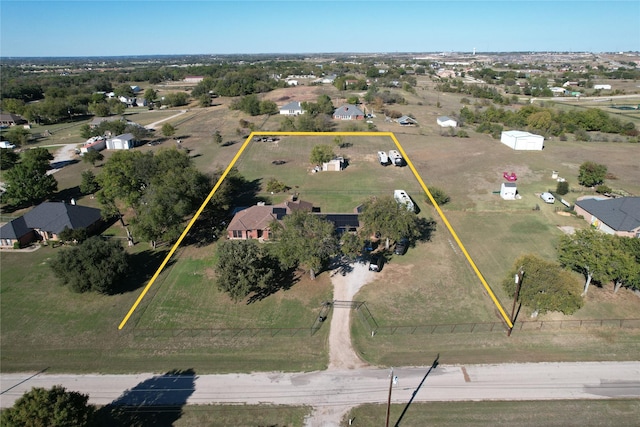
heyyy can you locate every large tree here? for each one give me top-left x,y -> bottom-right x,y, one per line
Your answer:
50,236 -> 129,294
97,149 -> 208,248
0,147 -> 20,170
1,385 -> 95,427
3,147 -> 57,206
610,236 -> 640,293
578,161 -> 607,187
215,240 -> 276,301
272,210 -> 339,279
309,144 -> 335,165
503,254 -> 583,315
558,229 -> 613,295
358,195 -> 425,248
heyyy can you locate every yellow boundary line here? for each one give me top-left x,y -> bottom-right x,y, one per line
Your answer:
118,131 -> 512,330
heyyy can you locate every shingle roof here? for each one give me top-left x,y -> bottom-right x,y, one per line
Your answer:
227,205 -> 283,232
397,115 -> 417,124
280,101 -> 303,110
22,202 -> 102,234
228,200 -> 314,232
0,217 -> 32,239
575,197 -> 640,232
333,105 -> 364,117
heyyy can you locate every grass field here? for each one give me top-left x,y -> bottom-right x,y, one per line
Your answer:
346,399 -> 640,427
2,82 -> 640,375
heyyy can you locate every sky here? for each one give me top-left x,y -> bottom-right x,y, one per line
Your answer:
1,1 -> 639,57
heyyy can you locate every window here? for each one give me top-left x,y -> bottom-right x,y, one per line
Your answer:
232,230 -> 243,238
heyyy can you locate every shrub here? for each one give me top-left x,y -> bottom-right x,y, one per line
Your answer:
596,184 -> 612,194
556,181 -> 569,195
427,187 -> 450,206
265,178 -> 288,193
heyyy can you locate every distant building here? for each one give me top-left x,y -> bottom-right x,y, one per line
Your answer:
0,112 -> 27,127
500,130 -> 544,151
106,133 -> 136,150
437,116 -> 457,128
279,101 -> 305,116
396,116 -> 418,126
594,84 -> 612,90
333,105 -> 364,120
184,76 -> 205,83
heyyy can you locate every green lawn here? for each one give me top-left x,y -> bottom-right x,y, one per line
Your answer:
346,399 -> 640,427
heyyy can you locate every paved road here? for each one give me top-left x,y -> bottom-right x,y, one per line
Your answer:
2,362 -> 639,410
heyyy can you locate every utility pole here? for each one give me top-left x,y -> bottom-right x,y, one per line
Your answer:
385,367 -> 394,427
508,267 -> 524,337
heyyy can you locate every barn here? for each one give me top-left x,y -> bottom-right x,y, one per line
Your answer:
500,130 -> 544,151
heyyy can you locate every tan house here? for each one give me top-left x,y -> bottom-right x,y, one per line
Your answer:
227,199 -> 314,240
574,197 -> 640,238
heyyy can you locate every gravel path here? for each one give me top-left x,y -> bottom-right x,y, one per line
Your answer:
306,261 -> 378,426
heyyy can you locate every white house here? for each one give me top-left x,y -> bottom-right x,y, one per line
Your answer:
500,182 -> 517,200
279,101 -> 305,116
500,130 -> 544,151
594,84 -> 612,90
437,116 -> 457,128
184,76 -> 205,83
106,133 -> 136,150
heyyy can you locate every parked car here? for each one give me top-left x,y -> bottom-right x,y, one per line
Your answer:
368,254 -> 383,272
394,238 -> 409,255
0,141 -> 16,149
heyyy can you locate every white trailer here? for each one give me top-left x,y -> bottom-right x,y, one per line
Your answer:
388,150 -> 404,166
394,189 -> 415,212
377,151 -> 389,165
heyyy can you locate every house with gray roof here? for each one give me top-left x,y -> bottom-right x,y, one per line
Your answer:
279,101 -> 305,116
574,197 -> 640,238
333,105 -> 364,120
0,202 -> 103,248
396,115 -> 418,126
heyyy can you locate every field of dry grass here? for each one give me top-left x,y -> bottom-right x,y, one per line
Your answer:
2,76 -> 640,374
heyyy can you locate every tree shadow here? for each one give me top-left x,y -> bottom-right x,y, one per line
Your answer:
328,255 -> 358,276
95,369 -> 196,427
50,158 -> 79,170
416,217 -> 437,242
246,264 -> 300,304
116,249 -> 173,293
51,185 -> 83,203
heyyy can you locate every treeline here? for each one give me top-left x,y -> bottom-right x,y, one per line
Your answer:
460,104 -> 638,140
